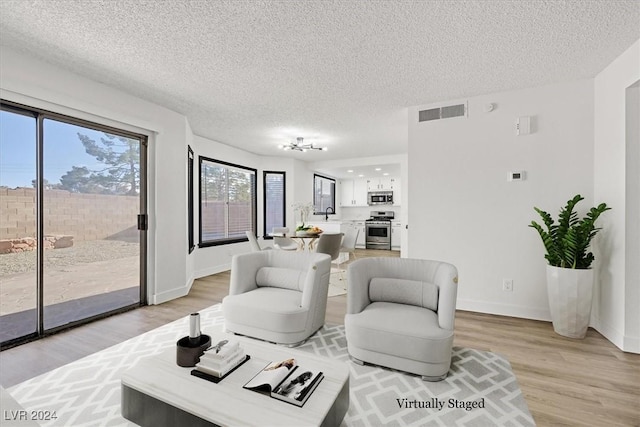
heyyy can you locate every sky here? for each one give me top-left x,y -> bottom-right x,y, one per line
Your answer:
0,110 -> 114,188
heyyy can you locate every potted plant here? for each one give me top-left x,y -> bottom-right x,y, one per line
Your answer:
292,202 -> 315,234
529,194 -> 610,338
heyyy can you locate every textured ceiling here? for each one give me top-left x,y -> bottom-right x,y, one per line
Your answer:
0,0 -> 638,165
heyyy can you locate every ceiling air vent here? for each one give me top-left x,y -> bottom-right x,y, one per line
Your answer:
418,103 -> 466,122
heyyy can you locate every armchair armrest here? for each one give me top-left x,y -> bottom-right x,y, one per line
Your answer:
229,252 -> 268,295
435,264 -> 458,331
346,259 -> 373,315
300,254 -> 331,309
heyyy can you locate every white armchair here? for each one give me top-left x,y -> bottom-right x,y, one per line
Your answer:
222,250 -> 332,346
345,257 -> 458,381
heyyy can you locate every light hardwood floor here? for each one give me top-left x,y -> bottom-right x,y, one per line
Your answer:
1,249 -> 639,426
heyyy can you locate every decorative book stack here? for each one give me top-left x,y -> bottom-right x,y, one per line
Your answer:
192,338 -> 248,380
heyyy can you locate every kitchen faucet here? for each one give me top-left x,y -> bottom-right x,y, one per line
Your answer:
325,206 -> 334,221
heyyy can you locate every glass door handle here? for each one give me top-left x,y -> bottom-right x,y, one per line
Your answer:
137,214 -> 148,230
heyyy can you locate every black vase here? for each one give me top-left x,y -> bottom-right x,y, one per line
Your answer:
176,334 -> 211,367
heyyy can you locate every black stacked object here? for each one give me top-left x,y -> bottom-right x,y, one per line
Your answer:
176,313 -> 211,367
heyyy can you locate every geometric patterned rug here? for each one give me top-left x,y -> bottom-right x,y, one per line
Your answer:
6,304 -> 535,427
328,269 -> 348,297
299,327 -> 535,427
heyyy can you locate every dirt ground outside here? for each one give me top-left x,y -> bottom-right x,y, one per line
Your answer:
0,240 -> 139,316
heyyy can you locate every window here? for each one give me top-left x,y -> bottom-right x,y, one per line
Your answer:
263,171 -> 286,239
313,174 -> 335,214
199,157 -> 256,246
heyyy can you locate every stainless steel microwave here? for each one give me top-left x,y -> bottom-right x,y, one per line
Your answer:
368,191 -> 393,205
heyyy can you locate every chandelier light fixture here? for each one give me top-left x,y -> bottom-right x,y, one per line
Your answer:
279,137 -> 327,152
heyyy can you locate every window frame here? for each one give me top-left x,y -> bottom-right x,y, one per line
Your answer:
313,173 -> 336,215
187,146 -> 195,254
198,156 -> 257,247
0,99 -> 148,348
263,171 -> 286,240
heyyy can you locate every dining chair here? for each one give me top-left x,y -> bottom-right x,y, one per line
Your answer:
340,227 -> 359,258
340,227 -> 359,259
315,233 -> 343,259
272,227 -> 299,251
314,232 -> 344,280
333,227 -> 359,281
245,231 -> 271,252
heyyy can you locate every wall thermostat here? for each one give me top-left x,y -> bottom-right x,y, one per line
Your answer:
508,171 -> 526,181
516,116 -> 531,135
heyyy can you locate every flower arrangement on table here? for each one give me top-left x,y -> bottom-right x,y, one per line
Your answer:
291,202 -> 323,234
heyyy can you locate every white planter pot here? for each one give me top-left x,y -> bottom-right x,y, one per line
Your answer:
546,265 -> 594,339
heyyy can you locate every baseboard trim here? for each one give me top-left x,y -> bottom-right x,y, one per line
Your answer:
457,298 -> 551,322
591,315 -> 640,354
194,263 -> 231,280
151,285 -> 189,305
149,267 -> 228,305
623,335 -> 640,354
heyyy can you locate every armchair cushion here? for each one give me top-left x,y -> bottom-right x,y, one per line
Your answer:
369,278 -> 439,311
256,267 -> 306,291
346,302 -> 453,364
223,287 -> 308,334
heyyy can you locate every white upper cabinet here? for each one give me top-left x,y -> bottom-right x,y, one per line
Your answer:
340,179 -> 368,207
353,179 -> 368,206
367,177 -> 396,191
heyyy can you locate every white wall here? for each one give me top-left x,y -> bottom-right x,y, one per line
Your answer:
191,135 -> 312,278
0,47 -> 321,303
408,79 -> 595,320
0,46 -> 189,305
593,40 -> 640,353
191,135 -> 260,279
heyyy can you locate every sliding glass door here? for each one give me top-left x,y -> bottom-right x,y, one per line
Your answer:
0,109 -> 38,343
0,103 -> 147,347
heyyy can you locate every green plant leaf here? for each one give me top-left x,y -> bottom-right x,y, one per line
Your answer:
529,195 -> 610,269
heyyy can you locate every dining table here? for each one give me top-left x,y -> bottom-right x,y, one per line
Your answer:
270,232 -> 322,251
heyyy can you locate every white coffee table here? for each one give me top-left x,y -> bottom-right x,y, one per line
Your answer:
121,331 -> 349,427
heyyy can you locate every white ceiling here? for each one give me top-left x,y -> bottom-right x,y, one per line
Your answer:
318,163 -> 402,180
1,1 -> 638,171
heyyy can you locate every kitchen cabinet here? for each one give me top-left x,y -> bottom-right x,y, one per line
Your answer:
367,177 -> 396,191
342,221 -> 366,248
391,222 -> 402,250
310,222 -> 341,234
340,222 -> 350,235
340,179 -> 368,207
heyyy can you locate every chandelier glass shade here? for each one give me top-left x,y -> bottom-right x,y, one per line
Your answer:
279,137 -> 327,152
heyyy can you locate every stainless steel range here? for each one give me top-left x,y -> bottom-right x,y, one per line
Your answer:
365,210 -> 394,250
